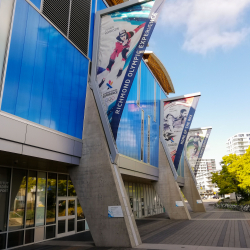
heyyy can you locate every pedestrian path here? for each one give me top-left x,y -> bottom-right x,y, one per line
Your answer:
136,200 -> 250,248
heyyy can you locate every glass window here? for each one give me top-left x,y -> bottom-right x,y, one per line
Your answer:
58,175 -> 67,196
58,200 -> 66,217
25,229 -> 34,244
68,177 -> 76,197
46,173 -> 57,225
68,219 -> 75,232
77,199 -> 85,220
9,169 -> 27,231
26,171 -> 37,228
36,172 -> 46,226
0,167 -> 11,232
7,230 -> 24,248
77,220 -> 85,232
58,220 -> 65,234
68,200 -> 75,216
46,225 -> 55,239
0,234 -> 6,250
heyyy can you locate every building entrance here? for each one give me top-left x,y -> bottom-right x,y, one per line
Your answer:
57,197 -> 77,237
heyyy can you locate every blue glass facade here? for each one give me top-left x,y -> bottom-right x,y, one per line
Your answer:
1,0 -> 89,139
30,0 -> 41,9
88,0 -> 107,59
116,61 -> 167,168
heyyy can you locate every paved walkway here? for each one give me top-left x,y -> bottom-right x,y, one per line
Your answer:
17,199 -> 250,250
136,199 -> 250,249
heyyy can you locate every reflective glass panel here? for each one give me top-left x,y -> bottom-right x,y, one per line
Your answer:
46,173 -> 57,225
68,219 -> 75,232
7,230 -> 24,248
58,200 -> 66,217
25,229 -> 34,244
9,169 -> 27,231
68,177 -> 76,196
58,220 -> 65,234
68,200 -> 75,216
58,175 -> 67,196
0,233 -> 6,250
77,199 -> 85,220
26,171 -> 36,228
46,225 -> 56,239
36,172 -> 46,226
77,220 -> 85,232
0,167 -> 11,232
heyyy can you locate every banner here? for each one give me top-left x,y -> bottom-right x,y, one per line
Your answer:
185,128 -> 212,176
162,95 -> 200,171
96,0 -> 165,140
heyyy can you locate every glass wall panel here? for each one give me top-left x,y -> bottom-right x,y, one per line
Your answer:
68,177 -> 76,197
36,172 -> 46,226
58,220 -> 65,234
68,200 -> 75,216
77,199 -> 85,220
58,175 -> 67,196
7,230 -> 24,248
58,200 -> 66,217
26,171 -> 36,228
77,221 -> 85,232
0,167 -> 11,232
9,169 -> 27,231
25,229 -> 34,244
0,0 -> 15,82
46,173 -> 57,225
0,234 -> 6,250
46,225 -> 55,239
68,219 -> 74,232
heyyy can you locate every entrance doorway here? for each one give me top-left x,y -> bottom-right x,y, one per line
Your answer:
57,197 -> 77,237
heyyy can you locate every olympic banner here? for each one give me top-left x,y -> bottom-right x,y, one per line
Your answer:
161,93 -> 200,171
96,0 -> 164,140
185,128 -> 212,176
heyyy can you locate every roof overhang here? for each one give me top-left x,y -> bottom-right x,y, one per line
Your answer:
143,51 -> 175,94
105,0 -> 125,6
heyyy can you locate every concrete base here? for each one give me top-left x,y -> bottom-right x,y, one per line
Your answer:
153,141 -> 191,220
69,85 -> 141,247
181,157 -> 206,212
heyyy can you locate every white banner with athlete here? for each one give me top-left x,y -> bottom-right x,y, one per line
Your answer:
161,93 -> 200,171
185,128 -> 212,176
96,0 -> 165,140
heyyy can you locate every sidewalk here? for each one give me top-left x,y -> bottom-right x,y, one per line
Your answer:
17,199 -> 250,250
137,199 -> 250,249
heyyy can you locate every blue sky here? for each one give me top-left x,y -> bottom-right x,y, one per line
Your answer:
148,0 -> 250,169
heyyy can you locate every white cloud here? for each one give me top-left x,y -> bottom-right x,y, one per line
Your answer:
161,0 -> 250,54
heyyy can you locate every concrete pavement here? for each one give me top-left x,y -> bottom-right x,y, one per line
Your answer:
17,199 -> 250,250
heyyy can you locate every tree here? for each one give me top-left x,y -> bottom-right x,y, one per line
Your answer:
211,165 -> 239,198
212,146 -> 250,203
226,146 -> 250,195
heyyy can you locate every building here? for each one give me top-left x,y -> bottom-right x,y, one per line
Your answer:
226,133 -> 250,156
0,0 -> 203,249
195,159 -> 218,197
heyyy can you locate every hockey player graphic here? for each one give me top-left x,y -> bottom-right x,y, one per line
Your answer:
98,23 -> 145,89
187,133 -> 202,157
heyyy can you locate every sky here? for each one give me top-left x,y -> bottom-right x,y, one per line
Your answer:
148,0 -> 250,169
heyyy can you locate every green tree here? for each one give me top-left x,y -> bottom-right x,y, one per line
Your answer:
226,146 -> 250,197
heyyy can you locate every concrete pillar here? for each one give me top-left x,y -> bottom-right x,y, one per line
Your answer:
153,141 -> 191,220
69,85 -> 141,247
181,157 -> 206,212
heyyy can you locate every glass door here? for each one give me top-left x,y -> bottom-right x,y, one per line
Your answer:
57,197 -> 76,237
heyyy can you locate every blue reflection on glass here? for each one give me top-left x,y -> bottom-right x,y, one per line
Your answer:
30,0 -> 41,9
117,61 -> 167,168
88,0 -> 107,59
2,0 -> 88,139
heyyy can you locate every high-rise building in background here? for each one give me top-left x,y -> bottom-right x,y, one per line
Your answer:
226,133 -> 250,156
195,159 -> 218,197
